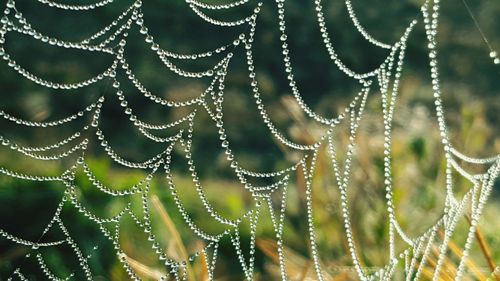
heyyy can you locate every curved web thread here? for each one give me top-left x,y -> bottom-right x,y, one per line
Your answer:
0,0 -> 498,280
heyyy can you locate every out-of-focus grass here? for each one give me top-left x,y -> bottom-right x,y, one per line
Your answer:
0,82 -> 499,280
0,0 -> 498,279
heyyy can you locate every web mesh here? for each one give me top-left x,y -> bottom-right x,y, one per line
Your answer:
0,0 -> 499,280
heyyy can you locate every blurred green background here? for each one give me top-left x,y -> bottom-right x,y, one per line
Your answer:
0,0 -> 499,280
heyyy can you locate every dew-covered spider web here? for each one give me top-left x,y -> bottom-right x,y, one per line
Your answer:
0,0 -> 499,280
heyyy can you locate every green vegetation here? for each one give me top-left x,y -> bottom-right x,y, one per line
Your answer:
0,0 -> 498,280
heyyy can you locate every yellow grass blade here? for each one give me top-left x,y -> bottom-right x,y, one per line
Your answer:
125,254 -> 165,280
439,233 -> 486,280
199,248 -> 209,281
151,195 -> 196,281
257,238 -> 335,280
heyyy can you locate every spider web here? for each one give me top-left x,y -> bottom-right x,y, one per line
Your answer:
0,0 -> 499,280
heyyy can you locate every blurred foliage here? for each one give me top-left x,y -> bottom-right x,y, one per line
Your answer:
0,0 -> 499,280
